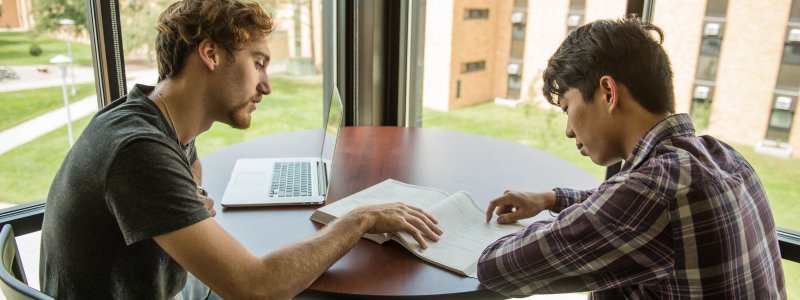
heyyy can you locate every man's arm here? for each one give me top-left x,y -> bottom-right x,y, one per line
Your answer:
190,159 -> 215,216
191,159 -> 202,186
155,203 -> 442,299
485,188 -> 596,224
478,179 -> 671,297
551,187 -> 595,212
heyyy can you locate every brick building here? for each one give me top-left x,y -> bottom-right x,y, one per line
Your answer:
423,0 -> 800,158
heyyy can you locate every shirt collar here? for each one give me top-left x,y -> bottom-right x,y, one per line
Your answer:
621,113 -> 695,172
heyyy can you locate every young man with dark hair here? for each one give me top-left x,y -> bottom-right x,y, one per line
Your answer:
40,1 -> 441,299
477,17 -> 785,298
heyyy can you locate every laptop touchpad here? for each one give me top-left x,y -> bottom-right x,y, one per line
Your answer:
234,172 -> 268,186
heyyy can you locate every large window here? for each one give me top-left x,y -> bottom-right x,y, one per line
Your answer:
119,0 -> 325,158
0,0 -> 100,289
417,0 -> 799,297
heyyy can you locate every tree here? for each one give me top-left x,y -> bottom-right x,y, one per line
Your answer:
119,0 -> 174,63
31,0 -> 88,36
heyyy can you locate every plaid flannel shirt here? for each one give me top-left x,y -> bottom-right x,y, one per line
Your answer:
477,114 -> 785,299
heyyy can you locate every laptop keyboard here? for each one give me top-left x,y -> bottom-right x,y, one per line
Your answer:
269,162 -> 312,197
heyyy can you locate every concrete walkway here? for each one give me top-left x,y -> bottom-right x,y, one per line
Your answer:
0,67 -> 158,156
0,96 -> 97,155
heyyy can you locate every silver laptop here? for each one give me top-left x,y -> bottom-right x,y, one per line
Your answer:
220,87 -> 343,207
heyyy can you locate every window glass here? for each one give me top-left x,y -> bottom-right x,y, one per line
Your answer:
420,1 -> 613,194
462,61 -> 486,73
706,0 -> 728,17
652,1 -> 800,296
791,0 -> 800,22
465,9 -> 490,20
777,43 -> 800,89
695,54 -> 720,81
119,0 -> 324,158
418,1 -> 799,296
0,3 -> 98,207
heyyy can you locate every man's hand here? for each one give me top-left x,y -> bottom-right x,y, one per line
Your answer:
485,191 -> 556,224
197,187 -> 216,217
349,203 -> 443,249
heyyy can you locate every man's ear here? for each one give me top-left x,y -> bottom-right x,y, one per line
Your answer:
197,38 -> 219,71
599,75 -> 618,113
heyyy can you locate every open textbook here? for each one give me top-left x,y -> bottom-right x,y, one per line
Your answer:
309,179 -> 526,278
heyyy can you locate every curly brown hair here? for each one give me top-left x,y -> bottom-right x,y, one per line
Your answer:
155,0 -> 274,82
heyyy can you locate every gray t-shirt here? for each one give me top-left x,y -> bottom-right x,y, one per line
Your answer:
40,84 -> 210,299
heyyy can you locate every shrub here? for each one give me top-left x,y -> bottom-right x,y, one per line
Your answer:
29,43 -> 42,57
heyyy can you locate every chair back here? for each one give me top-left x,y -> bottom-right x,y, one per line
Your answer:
0,224 -> 53,300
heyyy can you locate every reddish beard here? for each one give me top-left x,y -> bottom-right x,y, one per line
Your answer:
227,101 -> 253,129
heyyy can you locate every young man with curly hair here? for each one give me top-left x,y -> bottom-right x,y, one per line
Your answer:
478,17 -> 785,299
40,1 -> 441,298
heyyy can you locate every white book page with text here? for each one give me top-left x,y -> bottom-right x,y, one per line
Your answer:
394,191 -> 526,277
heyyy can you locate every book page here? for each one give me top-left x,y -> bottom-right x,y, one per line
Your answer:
310,179 -> 450,242
393,192 -> 525,278
316,179 -> 449,217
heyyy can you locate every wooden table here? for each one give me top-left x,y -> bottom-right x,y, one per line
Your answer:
201,127 -> 599,298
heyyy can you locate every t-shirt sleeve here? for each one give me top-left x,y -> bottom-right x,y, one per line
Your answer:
105,138 -> 210,245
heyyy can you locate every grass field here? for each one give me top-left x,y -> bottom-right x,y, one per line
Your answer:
0,83 -> 97,131
0,31 -> 93,66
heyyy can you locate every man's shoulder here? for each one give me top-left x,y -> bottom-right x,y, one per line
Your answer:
627,134 -> 754,196
87,97 -> 171,149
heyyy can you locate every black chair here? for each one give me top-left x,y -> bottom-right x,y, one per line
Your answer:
0,224 -> 52,300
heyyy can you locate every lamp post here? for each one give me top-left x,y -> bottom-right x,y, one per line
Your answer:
50,55 -> 75,147
58,18 -> 77,95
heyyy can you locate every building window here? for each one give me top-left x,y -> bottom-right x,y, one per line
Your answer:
462,61 -> 486,73
766,95 -> 796,141
465,9 -> 489,20
456,80 -> 461,98
706,0 -> 729,17
508,75 -> 521,90
566,0 -> 586,34
512,24 -> 526,40
691,85 -> 714,131
776,31 -> 800,89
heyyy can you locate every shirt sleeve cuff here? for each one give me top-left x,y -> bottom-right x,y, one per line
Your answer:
551,187 -> 588,213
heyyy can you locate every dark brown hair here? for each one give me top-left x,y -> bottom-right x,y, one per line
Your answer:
155,0 -> 274,82
542,16 -> 675,114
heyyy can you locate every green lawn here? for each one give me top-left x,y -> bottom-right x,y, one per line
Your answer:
423,103 -> 607,180
0,83 -> 97,131
0,31 -> 93,66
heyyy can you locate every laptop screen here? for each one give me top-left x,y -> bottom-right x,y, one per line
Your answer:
321,86 -> 343,166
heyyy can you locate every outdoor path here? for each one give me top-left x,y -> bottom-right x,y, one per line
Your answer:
0,67 -> 158,155
0,65 -> 96,93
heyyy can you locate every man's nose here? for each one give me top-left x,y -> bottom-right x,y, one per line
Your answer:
565,125 -> 575,139
258,78 -> 271,96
